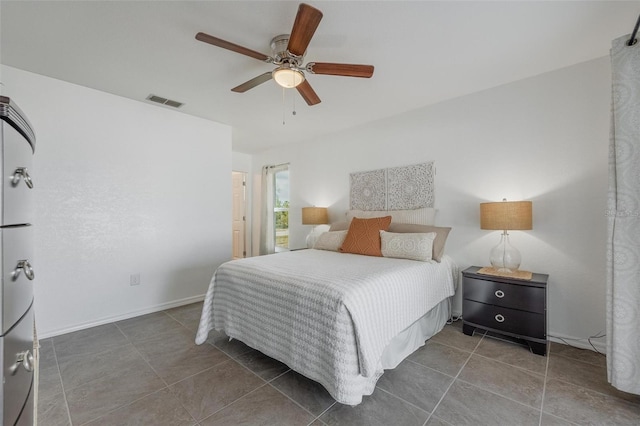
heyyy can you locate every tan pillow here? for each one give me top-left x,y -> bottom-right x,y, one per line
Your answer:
346,207 -> 436,226
340,216 -> 392,257
380,231 -> 436,262
313,231 -> 348,252
387,223 -> 451,262
328,222 -> 350,232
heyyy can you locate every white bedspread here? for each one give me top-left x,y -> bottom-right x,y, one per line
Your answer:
196,249 -> 456,405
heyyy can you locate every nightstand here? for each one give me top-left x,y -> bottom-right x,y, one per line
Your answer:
462,266 -> 549,355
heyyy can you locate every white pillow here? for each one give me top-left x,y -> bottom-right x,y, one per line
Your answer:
380,231 -> 436,262
347,207 -> 436,226
313,230 -> 348,252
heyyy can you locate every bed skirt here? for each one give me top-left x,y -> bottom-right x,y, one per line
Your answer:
380,297 -> 450,369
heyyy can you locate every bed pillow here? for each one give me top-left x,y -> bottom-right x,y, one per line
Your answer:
387,223 -> 451,262
329,221 -> 350,232
346,207 -> 436,226
380,231 -> 437,262
313,230 -> 348,252
340,216 -> 392,257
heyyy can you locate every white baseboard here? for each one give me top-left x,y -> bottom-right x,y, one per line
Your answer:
38,295 -> 205,339
548,331 -> 607,355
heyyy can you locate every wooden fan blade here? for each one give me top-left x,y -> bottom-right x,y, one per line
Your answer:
296,80 -> 321,106
231,72 -> 273,93
307,63 -> 374,78
196,32 -> 270,61
287,3 -> 323,57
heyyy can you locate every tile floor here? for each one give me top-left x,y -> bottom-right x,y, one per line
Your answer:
37,302 -> 640,426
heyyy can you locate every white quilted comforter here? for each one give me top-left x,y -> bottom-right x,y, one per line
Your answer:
196,249 -> 456,405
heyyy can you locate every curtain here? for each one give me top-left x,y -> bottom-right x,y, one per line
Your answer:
259,164 -> 288,255
259,166 -> 276,255
606,33 -> 640,395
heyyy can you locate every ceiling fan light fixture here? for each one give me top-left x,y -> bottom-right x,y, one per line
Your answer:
273,66 -> 305,88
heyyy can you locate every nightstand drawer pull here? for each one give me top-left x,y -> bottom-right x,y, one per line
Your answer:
495,290 -> 505,298
495,314 -> 505,323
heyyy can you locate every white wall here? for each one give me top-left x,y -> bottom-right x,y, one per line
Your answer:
252,57 -> 611,349
2,66 -> 232,337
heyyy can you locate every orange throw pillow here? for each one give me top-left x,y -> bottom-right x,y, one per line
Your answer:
340,216 -> 392,256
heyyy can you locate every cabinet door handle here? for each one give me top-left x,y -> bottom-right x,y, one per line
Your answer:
495,290 -> 505,298
14,260 -> 35,281
10,350 -> 34,375
11,167 -> 34,189
495,314 -> 505,323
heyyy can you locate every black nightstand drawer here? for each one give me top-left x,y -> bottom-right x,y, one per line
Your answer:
462,267 -> 548,355
463,299 -> 545,339
464,277 -> 545,314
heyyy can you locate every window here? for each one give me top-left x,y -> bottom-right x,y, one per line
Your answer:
260,163 -> 289,254
274,168 -> 289,251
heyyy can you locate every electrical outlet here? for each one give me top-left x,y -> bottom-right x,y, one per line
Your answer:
130,273 -> 141,286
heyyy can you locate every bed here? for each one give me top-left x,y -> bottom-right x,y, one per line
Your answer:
195,219 -> 457,405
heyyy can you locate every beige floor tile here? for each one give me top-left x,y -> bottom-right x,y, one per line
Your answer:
38,362 -> 64,399
115,311 -> 186,343
164,302 -> 204,332
549,341 -> 606,367
37,338 -> 57,366
57,342 -> 144,391
83,388 -> 195,426
321,388 -> 429,426
65,359 -> 165,425
53,323 -> 128,361
430,322 -> 484,352
548,354 -> 640,402
235,348 -> 290,381
475,335 -> 547,374
433,380 -> 540,426
543,379 -> 640,425
407,340 -> 471,377
208,331 -> 254,358
377,359 -> 453,413
271,370 -> 336,416
199,385 -> 315,426
169,359 -> 264,421
37,391 -> 70,426
133,327 -> 230,385
458,354 -> 545,408
426,415 -> 454,426
540,412 -> 578,425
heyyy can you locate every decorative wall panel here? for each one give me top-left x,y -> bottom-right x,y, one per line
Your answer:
350,162 -> 434,211
350,169 -> 386,210
387,162 -> 434,209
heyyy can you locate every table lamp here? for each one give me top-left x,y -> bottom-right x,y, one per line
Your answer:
302,207 -> 328,248
480,199 -> 532,273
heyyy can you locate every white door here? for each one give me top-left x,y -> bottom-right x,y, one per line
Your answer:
232,171 -> 246,259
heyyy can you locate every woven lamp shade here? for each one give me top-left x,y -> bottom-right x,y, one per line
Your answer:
480,201 -> 532,231
302,207 -> 328,225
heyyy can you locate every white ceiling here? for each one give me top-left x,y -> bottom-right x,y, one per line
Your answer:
1,1 -> 639,153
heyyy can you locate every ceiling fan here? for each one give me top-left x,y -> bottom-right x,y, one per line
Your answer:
195,3 -> 374,106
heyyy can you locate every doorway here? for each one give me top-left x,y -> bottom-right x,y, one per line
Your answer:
232,171 -> 247,259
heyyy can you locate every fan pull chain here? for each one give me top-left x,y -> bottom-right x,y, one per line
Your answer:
282,87 -> 286,125
292,91 -> 296,116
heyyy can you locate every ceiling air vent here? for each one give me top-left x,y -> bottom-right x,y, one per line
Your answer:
146,94 -> 184,108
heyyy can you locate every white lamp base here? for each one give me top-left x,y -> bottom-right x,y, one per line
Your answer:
306,224 -> 330,248
489,231 -> 521,272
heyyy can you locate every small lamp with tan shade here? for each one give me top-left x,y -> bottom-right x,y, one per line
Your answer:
302,207 -> 329,248
480,199 -> 532,277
